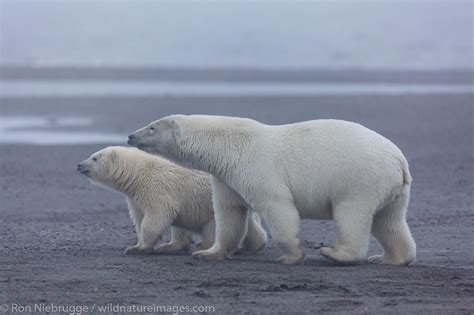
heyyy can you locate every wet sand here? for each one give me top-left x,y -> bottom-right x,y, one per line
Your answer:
0,85 -> 473,313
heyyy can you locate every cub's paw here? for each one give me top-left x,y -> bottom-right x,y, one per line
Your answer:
193,242 -> 208,252
231,247 -> 246,256
156,243 -> 190,253
124,245 -> 154,255
192,249 -> 227,261
276,254 -> 304,265
367,255 -> 386,264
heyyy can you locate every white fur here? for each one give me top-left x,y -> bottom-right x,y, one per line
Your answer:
129,115 -> 416,265
77,146 -> 267,255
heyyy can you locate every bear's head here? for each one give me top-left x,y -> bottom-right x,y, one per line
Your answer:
128,114 -> 257,173
127,115 -> 184,162
77,146 -> 136,190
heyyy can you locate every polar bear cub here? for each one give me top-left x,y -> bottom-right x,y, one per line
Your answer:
77,146 -> 267,255
128,115 -> 416,265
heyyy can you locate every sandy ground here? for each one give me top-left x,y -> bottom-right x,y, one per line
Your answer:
0,82 -> 473,313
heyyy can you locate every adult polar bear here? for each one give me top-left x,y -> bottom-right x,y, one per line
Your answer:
128,115 -> 416,265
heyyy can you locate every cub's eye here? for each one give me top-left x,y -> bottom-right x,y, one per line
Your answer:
92,157 -> 98,161
150,126 -> 155,130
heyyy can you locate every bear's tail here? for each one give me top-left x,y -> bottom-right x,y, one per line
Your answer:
400,158 -> 412,186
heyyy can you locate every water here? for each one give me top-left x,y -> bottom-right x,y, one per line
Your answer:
1,80 -> 472,97
0,116 -> 93,129
0,116 -> 124,145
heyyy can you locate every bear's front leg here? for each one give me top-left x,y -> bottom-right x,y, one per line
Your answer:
192,177 -> 249,261
260,202 -> 305,265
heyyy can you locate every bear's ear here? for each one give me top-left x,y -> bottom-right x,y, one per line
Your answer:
170,119 -> 183,139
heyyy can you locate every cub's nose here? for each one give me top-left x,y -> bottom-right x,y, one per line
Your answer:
77,163 -> 90,174
128,134 -> 136,141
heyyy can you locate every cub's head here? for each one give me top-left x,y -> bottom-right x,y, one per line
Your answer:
127,115 -> 184,161
77,146 -> 124,188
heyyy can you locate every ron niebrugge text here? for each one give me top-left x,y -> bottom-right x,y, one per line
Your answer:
5,303 -> 215,313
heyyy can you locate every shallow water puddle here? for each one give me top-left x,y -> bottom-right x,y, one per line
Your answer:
1,80 -> 473,97
0,116 -> 93,129
0,116 -> 124,145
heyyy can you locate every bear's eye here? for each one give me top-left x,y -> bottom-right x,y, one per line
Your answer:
150,126 -> 155,131
92,157 -> 98,161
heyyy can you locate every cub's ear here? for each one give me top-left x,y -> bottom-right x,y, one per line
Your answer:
170,119 -> 183,138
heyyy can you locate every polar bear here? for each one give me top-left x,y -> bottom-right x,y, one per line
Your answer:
128,115 -> 416,265
77,146 -> 267,255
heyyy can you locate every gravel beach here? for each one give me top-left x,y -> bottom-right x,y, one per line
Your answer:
1,70 -> 473,313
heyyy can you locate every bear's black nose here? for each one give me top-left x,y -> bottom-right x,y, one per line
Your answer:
77,163 -> 89,174
128,134 -> 135,141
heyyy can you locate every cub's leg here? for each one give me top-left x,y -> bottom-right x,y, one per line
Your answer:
242,212 -> 267,254
369,187 -> 416,265
127,199 -> 144,237
157,227 -> 193,252
192,176 -> 249,260
260,202 -> 304,264
320,200 -> 373,264
194,220 -> 216,252
126,199 -> 144,248
125,211 -> 172,255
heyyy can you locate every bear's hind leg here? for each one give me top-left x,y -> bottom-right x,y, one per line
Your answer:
369,188 -> 416,265
320,200 -> 373,265
157,227 -> 193,252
